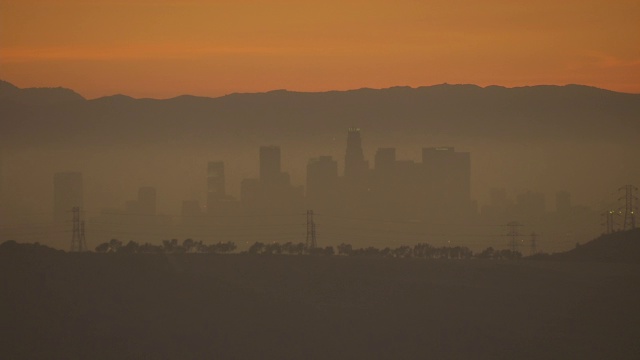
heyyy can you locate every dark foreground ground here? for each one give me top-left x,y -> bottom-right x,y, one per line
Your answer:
2,252 -> 640,359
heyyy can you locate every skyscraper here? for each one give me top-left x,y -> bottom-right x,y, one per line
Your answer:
207,161 -> 226,213
374,148 -> 396,174
344,128 -> 369,180
138,186 -> 157,215
260,146 -> 281,185
422,147 -> 471,219
53,172 -> 83,223
207,161 -> 225,198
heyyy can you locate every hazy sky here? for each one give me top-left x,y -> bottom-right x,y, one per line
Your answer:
1,0 -> 639,98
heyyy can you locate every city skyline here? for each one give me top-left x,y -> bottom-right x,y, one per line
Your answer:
22,128 -> 633,253
2,2 -> 639,358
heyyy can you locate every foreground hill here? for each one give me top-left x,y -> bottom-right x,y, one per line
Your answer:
539,228 -> 640,263
1,80 -> 639,147
1,249 -> 639,359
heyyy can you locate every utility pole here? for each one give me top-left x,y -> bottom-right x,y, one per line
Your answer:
70,207 -> 81,252
601,210 -> 618,234
80,220 -> 87,252
530,232 -> 538,256
306,210 -> 317,251
506,221 -> 523,253
619,185 -> 638,230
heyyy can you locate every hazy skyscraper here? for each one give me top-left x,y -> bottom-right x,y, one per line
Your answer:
138,187 -> 157,215
53,172 -> 83,223
374,148 -> 396,173
422,147 -> 471,219
206,161 -> 226,213
260,146 -> 281,185
344,128 -> 368,179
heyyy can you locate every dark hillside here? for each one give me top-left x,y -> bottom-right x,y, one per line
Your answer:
1,249 -> 639,359
541,228 -> 640,263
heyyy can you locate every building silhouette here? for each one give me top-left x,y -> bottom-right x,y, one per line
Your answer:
53,172 -> 83,224
138,187 -> 157,215
241,146 -> 303,213
123,186 -> 157,215
422,147 -> 471,221
344,128 -> 369,180
260,146 -> 282,185
374,148 -> 396,175
207,161 -> 226,212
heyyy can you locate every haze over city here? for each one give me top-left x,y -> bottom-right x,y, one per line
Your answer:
1,1 -> 640,359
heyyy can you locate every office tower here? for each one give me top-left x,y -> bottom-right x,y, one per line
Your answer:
206,161 -> 226,213
306,156 -> 339,209
207,161 -> 226,199
53,172 -> 83,223
374,148 -> 396,173
138,187 -> 157,215
344,128 -> 368,179
556,190 -> 571,214
260,146 -> 281,185
422,147 -> 471,218
240,178 -> 261,210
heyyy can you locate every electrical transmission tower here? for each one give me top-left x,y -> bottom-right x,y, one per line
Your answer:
80,220 -> 87,252
618,185 -> 638,230
506,221 -> 523,252
601,210 -> 618,234
306,210 -> 317,251
530,232 -> 538,256
70,207 -> 87,252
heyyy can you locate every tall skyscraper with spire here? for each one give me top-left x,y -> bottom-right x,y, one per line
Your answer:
344,128 -> 368,180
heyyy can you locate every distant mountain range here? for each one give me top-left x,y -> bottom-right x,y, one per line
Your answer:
1,80 -> 639,147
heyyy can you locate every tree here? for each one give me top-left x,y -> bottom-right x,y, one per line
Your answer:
182,238 -> 195,253
118,240 -> 139,254
248,242 -> 265,255
293,242 -> 305,255
264,242 -> 282,255
392,245 -> 412,258
95,242 -> 109,253
477,247 -> 495,259
337,243 -> 353,256
139,242 -> 163,254
323,246 -> 335,256
162,239 -> 180,253
108,239 -> 122,253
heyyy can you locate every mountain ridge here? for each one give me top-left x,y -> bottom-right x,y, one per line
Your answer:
1,79 -> 637,102
1,79 -> 638,147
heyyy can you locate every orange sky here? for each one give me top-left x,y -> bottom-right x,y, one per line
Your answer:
1,0 -> 639,98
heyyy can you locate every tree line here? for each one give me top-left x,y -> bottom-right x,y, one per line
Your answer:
95,238 -> 237,254
93,238 -> 522,260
